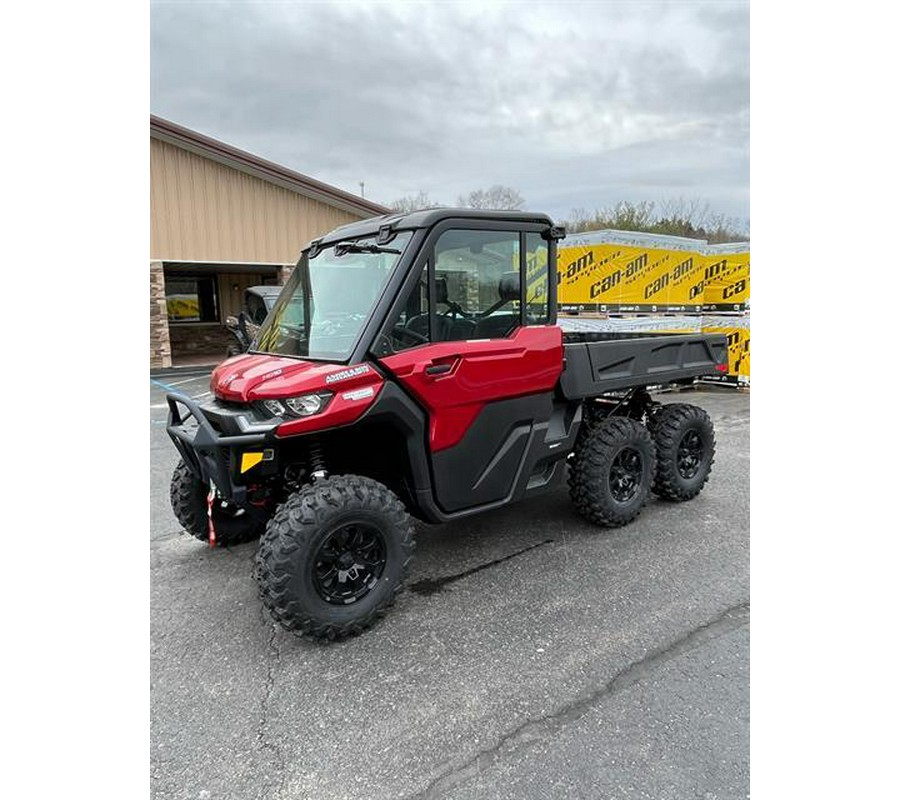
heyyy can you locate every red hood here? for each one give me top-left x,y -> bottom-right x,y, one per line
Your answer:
211,354 -> 382,403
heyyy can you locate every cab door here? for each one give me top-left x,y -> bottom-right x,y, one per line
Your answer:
378,224 -> 562,513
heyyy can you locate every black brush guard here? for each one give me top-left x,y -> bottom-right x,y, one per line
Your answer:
166,392 -> 275,517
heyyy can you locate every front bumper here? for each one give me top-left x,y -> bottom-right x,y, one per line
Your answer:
166,392 -> 278,511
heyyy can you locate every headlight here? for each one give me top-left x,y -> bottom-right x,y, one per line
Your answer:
284,393 -> 331,417
262,399 -> 286,416
259,393 -> 332,418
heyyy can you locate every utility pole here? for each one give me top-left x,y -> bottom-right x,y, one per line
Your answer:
359,181 -> 365,198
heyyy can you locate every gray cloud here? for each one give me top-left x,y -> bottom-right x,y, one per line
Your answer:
151,0 -> 749,225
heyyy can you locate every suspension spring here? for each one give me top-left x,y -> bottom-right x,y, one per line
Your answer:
308,438 -> 328,481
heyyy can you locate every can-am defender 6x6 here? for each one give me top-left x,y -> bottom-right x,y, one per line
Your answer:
167,209 -> 729,640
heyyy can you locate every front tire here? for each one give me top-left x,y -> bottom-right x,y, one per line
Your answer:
648,403 -> 716,501
569,417 -> 656,527
255,475 -> 415,640
169,459 -> 265,545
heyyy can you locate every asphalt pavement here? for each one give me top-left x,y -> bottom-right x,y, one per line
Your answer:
150,373 -> 749,800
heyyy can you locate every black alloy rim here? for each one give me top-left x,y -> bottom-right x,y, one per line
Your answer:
609,447 -> 643,502
677,430 -> 704,479
312,523 -> 387,605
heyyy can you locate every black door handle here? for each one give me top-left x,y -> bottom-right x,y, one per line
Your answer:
425,363 -> 453,376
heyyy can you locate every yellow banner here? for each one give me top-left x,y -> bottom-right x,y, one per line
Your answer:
699,251 -> 750,311
701,318 -> 750,381
524,246 -> 549,304
556,236 -> 749,312
166,295 -> 201,321
557,244 -> 707,311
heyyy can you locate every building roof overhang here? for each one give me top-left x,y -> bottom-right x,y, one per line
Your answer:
150,115 -> 389,219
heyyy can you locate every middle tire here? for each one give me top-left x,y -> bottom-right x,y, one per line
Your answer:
255,475 -> 415,640
569,416 -> 657,528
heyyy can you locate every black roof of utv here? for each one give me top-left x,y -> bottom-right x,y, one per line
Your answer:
312,208 -> 556,249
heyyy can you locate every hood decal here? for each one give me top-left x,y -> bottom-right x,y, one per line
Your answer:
325,365 -> 371,384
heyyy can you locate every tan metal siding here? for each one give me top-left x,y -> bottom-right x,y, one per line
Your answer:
150,138 -> 366,263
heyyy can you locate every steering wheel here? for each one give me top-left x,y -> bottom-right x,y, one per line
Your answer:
392,326 -> 428,345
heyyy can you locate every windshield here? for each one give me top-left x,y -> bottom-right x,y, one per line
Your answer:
253,232 -> 412,361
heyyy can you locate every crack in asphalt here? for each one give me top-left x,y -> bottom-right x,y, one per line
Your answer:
408,540 -> 555,596
255,608 -> 287,799
714,413 -> 751,429
409,601 -> 750,800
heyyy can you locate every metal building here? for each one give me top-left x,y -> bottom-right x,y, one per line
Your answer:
150,115 -> 387,368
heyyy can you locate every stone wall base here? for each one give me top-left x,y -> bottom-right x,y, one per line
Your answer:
150,260 -> 172,369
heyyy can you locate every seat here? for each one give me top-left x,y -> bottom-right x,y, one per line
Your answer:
447,317 -> 476,340
471,271 -> 521,339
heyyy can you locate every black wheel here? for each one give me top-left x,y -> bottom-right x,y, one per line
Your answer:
255,475 -> 415,640
169,459 -> 265,545
648,403 -> 715,501
568,416 -> 657,527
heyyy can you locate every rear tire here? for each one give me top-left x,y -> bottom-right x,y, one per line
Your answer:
169,459 -> 265,545
255,475 -> 415,640
569,417 -> 656,527
648,403 -> 715,501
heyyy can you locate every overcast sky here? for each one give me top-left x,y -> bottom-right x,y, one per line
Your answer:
151,1 -> 749,227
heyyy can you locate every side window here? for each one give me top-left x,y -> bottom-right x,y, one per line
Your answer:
434,229 -> 521,341
524,233 -> 549,324
381,259 -> 431,353
246,294 -> 268,325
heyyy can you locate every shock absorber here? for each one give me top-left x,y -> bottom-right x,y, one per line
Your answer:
308,438 -> 328,482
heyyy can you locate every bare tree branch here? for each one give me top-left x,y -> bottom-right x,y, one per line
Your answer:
562,199 -> 748,242
388,190 -> 442,213
458,185 -> 525,210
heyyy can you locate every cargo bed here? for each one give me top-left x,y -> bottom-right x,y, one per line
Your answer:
559,332 -> 729,399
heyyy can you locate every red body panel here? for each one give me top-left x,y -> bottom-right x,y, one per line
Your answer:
275,383 -> 383,438
210,354 -> 384,436
211,355 -> 381,402
380,326 -> 564,452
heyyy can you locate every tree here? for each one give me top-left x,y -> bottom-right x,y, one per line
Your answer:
388,190 -> 441,214
561,199 -> 748,242
458,185 -> 525,211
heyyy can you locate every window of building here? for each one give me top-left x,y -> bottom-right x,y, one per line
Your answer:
165,275 -> 220,323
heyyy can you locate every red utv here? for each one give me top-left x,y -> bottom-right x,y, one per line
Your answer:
167,209 -> 727,639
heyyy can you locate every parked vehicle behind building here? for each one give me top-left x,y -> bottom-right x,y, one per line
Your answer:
224,285 -> 283,357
